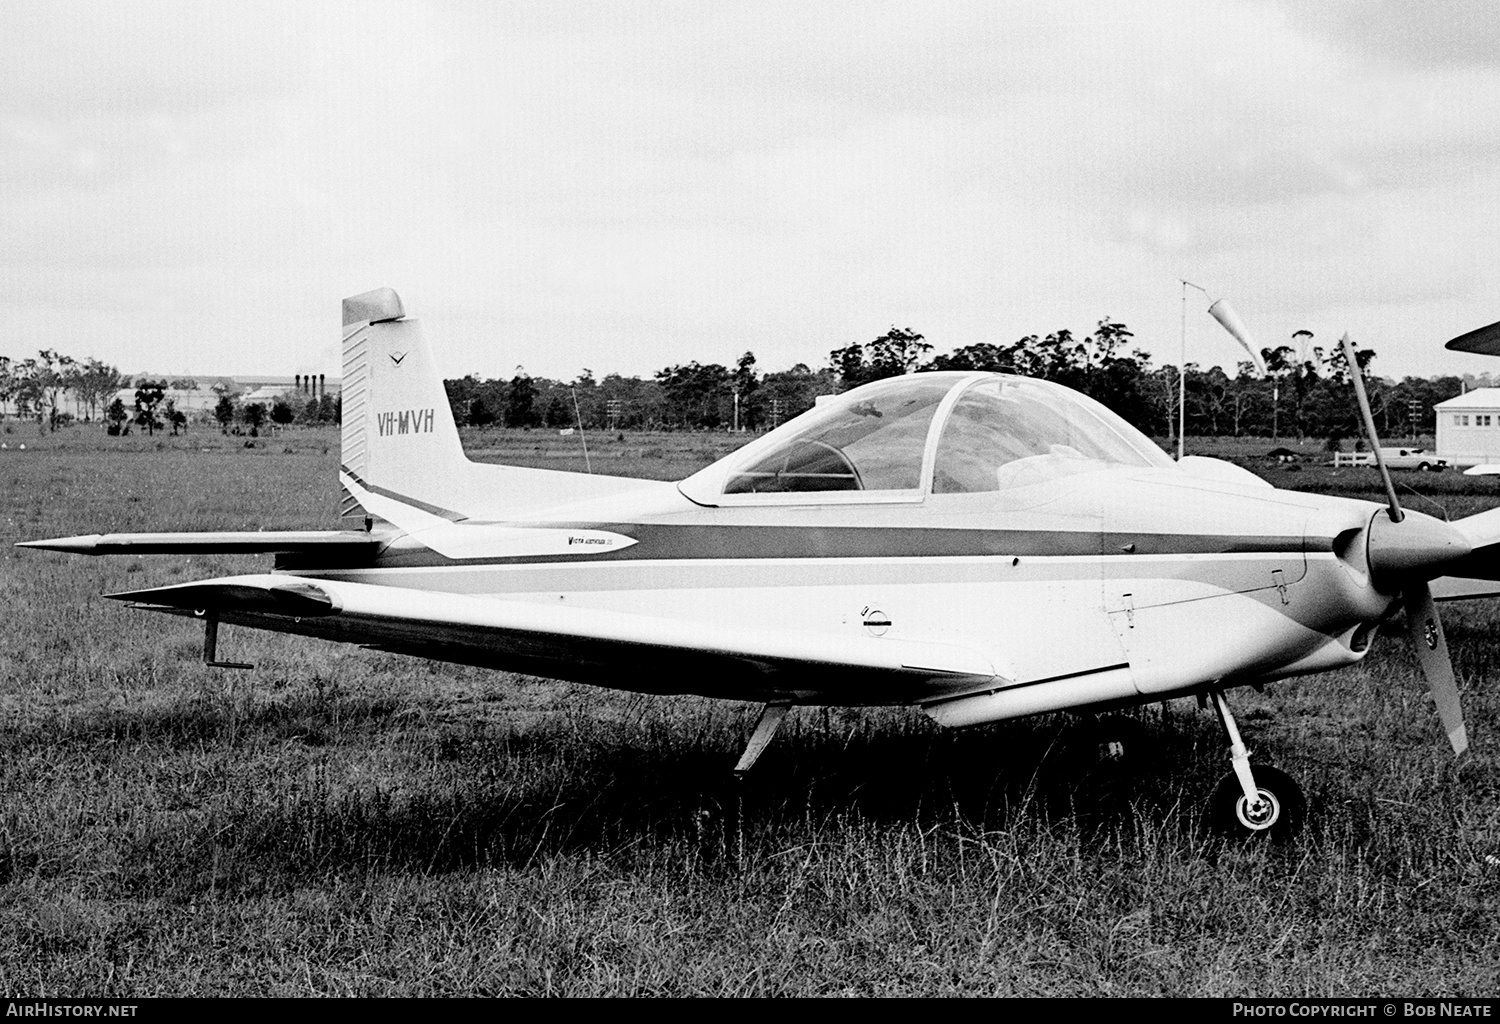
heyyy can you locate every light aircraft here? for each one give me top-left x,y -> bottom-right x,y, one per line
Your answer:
21,288 -> 1500,839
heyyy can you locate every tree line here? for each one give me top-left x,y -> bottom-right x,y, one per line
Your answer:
441,321 -> 1480,444
5,321 -> 1485,444
0,354 -> 339,436
0,351 -> 126,430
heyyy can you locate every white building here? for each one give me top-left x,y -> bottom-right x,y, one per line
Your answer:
1434,388 -> 1500,466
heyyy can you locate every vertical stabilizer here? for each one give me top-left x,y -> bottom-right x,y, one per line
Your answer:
340,288 -> 471,519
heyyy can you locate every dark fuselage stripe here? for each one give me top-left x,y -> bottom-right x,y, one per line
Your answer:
280,519 -> 1313,571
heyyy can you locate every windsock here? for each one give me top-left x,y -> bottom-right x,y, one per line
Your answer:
1207,298 -> 1266,375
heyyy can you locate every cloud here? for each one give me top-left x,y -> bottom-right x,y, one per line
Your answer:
3,0 -> 1500,381
1283,0 -> 1500,70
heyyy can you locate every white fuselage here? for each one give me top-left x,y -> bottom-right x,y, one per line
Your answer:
280,464 -> 1395,720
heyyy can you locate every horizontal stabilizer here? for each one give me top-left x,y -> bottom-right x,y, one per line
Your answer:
18,531 -> 382,556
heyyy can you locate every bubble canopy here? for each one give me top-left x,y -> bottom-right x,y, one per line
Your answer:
678,372 -> 1173,506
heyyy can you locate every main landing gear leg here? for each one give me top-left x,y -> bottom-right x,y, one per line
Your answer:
734,702 -> 791,778
1206,688 -> 1304,839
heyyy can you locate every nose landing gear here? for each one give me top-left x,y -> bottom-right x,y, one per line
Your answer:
1205,689 -> 1305,840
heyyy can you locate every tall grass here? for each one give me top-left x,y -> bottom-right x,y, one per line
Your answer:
0,425 -> 1496,995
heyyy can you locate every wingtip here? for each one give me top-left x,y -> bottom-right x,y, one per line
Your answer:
15,535 -> 102,554
1450,725 -> 1469,757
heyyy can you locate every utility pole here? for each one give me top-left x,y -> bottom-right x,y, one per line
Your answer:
1179,280 -> 1209,461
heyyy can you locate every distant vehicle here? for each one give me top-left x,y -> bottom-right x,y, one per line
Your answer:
1379,448 -> 1447,472
1339,448 -> 1448,471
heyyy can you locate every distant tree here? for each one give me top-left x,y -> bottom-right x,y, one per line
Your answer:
164,398 -> 187,435
297,393 -> 324,424
730,351 -> 760,430
506,372 -> 539,428
597,372 -> 663,429
214,393 -> 236,432
569,369 -> 602,430
1262,331 -> 1322,442
925,342 -> 1014,372
10,357 -> 44,426
270,397 -> 296,425
442,374 -> 506,429
542,388 -> 575,429
1187,366 -> 1232,436
133,379 -> 167,436
467,396 -> 496,427
34,349 -> 75,431
105,397 -> 129,435
655,361 -> 730,428
1143,364 -> 1181,442
830,327 -> 931,390
759,363 -> 837,426
240,401 -> 266,434
1322,340 -> 1377,385
70,358 -> 125,422
1387,376 -> 1461,439
0,356 -> 12,418
1227,362 -> 1267,437
444,375 -> 479,428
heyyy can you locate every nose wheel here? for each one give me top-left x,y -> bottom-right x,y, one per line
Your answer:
1205,690 -> 1305,840
1208,763 -> 1303,838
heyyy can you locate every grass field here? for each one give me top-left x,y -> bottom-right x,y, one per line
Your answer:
1,423 -> 1497,996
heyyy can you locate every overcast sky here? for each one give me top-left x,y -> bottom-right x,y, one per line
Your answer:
4,0 -> 1500,383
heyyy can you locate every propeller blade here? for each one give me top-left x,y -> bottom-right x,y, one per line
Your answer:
1341,332 -> 1403,523
1402,581 -> 1468,756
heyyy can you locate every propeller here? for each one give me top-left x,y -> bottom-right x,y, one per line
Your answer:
1342,333 -> 1469,755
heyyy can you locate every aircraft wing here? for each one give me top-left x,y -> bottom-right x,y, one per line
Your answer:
1431,576 -> 1500,602
1445,507 -> 1500,581
107,575 -> 999,703
18,531 -> 383,556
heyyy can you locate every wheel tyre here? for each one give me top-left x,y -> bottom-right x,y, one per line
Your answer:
1208,764 -> 1305,841
1418,462 -> 1430,472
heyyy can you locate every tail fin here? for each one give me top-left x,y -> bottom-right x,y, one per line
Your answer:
337,287 -> 674,529
340,288 -> 472,520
